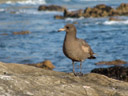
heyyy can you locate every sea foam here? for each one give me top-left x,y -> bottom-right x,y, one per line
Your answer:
103,20 -> 128,25
6,0 -> 46,5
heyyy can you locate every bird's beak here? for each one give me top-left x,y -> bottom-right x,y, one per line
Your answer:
58,28 -> 65,32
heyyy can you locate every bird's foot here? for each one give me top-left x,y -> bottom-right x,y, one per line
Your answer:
74,72 -> 83,76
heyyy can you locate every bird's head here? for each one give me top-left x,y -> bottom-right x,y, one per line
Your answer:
58,24 -> 76,33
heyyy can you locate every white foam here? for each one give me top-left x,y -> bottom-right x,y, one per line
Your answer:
103,20 -> 128,25
65,17 -> 84,21
0,9 -> 5,12
6,0 -> 46,5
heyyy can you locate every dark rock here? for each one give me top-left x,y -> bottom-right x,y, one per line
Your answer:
95,4 -> 112,12
55,3 -> 128,18
13,31 -> 30,35
54,15 -> 65,19
83,4 -> 112,17
64,9 -> 83,18
116,3 -> 128,15
96,59 -> 127,65
38,5 -> 66,12
91,66 -> 128,82
0,33 -> 8,35
28,60 -> 55,70
0,62 -> 128,96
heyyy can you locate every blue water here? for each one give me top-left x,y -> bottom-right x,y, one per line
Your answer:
0,0 -> 128,73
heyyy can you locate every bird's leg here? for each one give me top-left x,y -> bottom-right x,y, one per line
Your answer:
72,61 -> 83,76
72,61 -> 75,75
79,61 -> 83,76
80,61 -> 82,73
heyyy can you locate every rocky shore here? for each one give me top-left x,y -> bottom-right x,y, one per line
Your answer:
0,62 -> 128,96
38,3 -> 128,19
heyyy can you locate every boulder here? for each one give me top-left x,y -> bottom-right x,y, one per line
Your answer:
91,66 -> 128,82
38,5 -> 66,12
13,31 -> 30,35
64,9 -> 83,18
95,59 -> 127,65
28,60 -> 55,70
0,62 -> 128,96
54,15 -> 65,19
116,3 -> 128,15
83,4 -> 112,17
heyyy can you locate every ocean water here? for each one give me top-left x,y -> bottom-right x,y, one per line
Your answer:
0,0 -> 128,73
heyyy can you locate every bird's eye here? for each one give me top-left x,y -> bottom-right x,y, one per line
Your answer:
66,26 -> 69,29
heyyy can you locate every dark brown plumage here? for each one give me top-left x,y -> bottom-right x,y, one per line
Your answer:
58,24 -> 96,76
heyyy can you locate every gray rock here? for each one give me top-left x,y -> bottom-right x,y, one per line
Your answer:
0,62 -> 128,96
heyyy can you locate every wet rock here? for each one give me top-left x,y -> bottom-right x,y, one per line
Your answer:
28,60 -> 55,70
116,3 -> 128,15
64,9 -> 83,18
13,31 -> 30,35
55,3 -> 128,18
95,59 -> 127,65
54,15 -> 65,19
38,5 -> 66,12
0,62 -> 128,96
91,66 -> 128,82
0,33 -> 8,35
83,4 -> 112,17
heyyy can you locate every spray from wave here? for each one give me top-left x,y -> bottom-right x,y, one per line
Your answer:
103,20 -> 128,25
6,0 -> 46,5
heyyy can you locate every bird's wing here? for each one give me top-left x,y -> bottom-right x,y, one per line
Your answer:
78,39 -> 96,58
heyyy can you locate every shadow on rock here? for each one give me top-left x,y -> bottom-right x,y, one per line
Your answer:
91,66 -> 128,82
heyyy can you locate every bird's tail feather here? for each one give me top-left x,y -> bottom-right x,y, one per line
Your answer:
88,55 -> 96,59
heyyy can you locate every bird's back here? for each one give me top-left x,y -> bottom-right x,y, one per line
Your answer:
63,37 -> 94,62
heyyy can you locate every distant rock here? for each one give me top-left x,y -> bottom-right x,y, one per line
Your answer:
54,15 -> 65,19
83,4 -> 112,17
64,9 -> 83,18
0,33 -> 8,35
13,31 -> 30,35
109,17 -> 125,21
28,60 -> 55,70
0,62 -> 128,96
95,59 -> 127,65
54,3 -> 128,19
38,5 -> 66,12
91,66 -> 128,82
116,3 -> 128,15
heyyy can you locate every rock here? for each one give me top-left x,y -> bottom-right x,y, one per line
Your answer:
64,9 -> 83,18
91,66 -> 128,82
38,5 -> 66,12
0,33 -> 8,35
109,17 -> 125,21
116,3 -> 128,15
13,31 -> 30,35
28,60 -> 55,70
95,59 -> 127,65
54,15 -> 65,19
55,3 -> 128,18
0,62 -> 128,96
83,4 -> 112,17
95,4 -> 112,12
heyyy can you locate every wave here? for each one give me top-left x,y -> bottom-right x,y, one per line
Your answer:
15,9 -> 62,15
103,20 -> 128,25
65,17 -> 84,21
0,8 -> 5,12
6,0 -> 46,5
